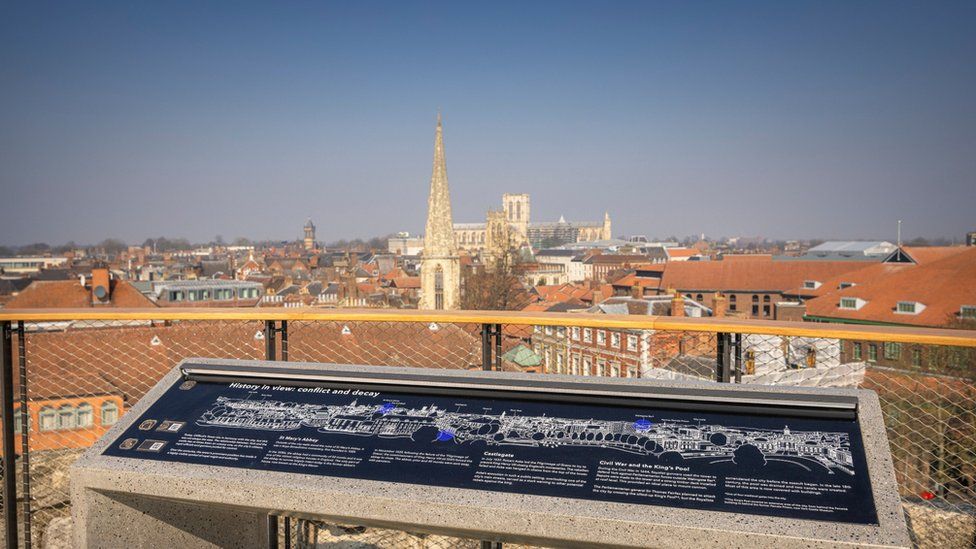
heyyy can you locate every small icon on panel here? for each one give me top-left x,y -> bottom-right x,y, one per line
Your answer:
137,439 -> 167,452
138,420 -> 157,431
157,421 -> 185,433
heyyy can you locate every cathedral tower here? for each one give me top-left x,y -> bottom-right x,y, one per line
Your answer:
303,218 -> 316,251
420,114 -> 460,310
502,193 -> 530,240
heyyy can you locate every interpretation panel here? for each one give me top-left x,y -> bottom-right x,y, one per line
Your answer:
103,368 -> 877,525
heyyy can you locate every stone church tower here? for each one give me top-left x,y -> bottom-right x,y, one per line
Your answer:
419,114 -> 460,310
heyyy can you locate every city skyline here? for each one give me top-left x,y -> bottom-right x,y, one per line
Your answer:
2,2 -> 975,245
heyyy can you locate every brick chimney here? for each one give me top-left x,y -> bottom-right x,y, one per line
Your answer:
670,292 -> 685,317
712,292 -> 727,318
91,263 -> 111,304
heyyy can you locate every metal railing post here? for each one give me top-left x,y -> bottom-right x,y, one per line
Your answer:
716,332 -> 732,383
733,333 -> 743,384
17,322 -> 31,549
481,323 -> 492,371
265,320 -> 277,362
494,324 -> 502,372
0,321 -> 17,549
280,320 -> 288,362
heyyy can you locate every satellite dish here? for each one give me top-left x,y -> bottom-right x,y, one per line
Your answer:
93,286 -> 108,300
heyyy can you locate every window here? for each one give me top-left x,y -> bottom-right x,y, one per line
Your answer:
77,403 -> 94,428
840,297 -> 859,310
434,265 -> 444,310
556,354 -> 564,374
534,325 -> 542,333
696,294 -> 703,302
883,342 -> 901,361
852,343 -> 862,361
583,357 -> 592,376
838,282 -> 855,290
961,306 -> 976,319
545,326 -> 553,336
170,290 -> 185,302
596,331 -> 606,345
597,359 -> 607,376
803,280 -> 821,290
58,405 -> 77,430
896,301 -> 923,315
101,402 -> 119,426
39,407 -> 57,431
729,294 -> 736,311
627,366 -> 638,378
556,327 -> 566,338
610,362 -> 620,377
912,348 -> 922,368
583,329 -> 592,343
571,327 -> 580,340
610,332 -> 620,348
627,335 -> 638,352
868,344 -> 878,362
14,408 -> 23,435
571,355 -> 580,375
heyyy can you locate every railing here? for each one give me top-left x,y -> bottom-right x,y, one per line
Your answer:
0,308 -> 974,548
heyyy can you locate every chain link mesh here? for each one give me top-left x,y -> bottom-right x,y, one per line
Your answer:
2,318 -> 973,548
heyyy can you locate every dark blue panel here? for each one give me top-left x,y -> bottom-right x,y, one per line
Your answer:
103,373 -> 877,525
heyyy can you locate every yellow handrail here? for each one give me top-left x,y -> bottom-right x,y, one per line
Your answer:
1,307 -> 975,348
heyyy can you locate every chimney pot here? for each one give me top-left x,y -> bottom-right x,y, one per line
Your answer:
671,293 -> 685,317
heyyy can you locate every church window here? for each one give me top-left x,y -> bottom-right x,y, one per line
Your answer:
434,265 -> 444,310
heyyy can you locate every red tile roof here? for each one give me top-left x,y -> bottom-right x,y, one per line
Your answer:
5,279 -> 157,309
804,247 -> 976,327
659,258 -> 867,293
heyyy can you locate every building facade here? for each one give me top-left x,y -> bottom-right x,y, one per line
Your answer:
453,195 -> 612,252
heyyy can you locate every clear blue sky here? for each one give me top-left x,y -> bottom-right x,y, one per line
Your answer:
1,1 -> 974,246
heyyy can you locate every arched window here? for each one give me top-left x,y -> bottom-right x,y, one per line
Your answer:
763,295 -> 770,303
58,405 -> 77,430
752,295 -> 759,303
101,401 -> 120,426
434,265 -> 444,310
729,294 -> 737,311
77,403 -> 94,428
39,407 -> 57,431
696,294 -> 703,302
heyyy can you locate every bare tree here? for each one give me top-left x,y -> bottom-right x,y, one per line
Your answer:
461,250 -> 531,311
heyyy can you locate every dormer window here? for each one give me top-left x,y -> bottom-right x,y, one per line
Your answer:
896,301 -> 925,315
802,280 -> 821,290
838,282 -> 856,290
839,297 -> 867,311
961,305 -> 976,319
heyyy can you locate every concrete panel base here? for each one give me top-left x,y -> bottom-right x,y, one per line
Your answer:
73,487 -> 267,549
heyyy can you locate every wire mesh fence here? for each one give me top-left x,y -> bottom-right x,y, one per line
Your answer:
1,316 -> 974,548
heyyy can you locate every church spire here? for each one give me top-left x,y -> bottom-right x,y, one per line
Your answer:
423,113 -> 457,257
420,113 -> 460,310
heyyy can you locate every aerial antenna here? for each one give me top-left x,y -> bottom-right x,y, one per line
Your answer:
897,220 -> 902,247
